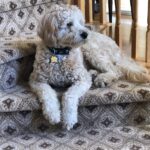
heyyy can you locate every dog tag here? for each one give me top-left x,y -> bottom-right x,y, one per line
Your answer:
57,55 -> 67,62
50,56 -> 58,63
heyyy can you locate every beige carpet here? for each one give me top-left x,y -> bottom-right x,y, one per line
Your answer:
0,125 -> 150,150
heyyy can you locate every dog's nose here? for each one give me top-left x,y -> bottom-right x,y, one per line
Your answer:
80,31 -> 88,39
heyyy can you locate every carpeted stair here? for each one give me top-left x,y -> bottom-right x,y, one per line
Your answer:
0,0 -> 150,149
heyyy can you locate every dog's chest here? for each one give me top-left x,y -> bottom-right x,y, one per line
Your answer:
48,61 -> 74,87
39,50 -> 80,87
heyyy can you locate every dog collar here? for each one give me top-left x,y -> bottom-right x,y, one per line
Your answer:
47,47 -> 71,55
47,47 -> 71,63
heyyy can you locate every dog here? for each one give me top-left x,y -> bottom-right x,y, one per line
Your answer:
29,4 -> 150,130
82,31 -> 150,87
29,4 -> 91,130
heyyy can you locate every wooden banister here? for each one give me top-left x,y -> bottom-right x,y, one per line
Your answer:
146,0 -> 150,63
85,0 -> 93,23
108,0 -> 113,23
131,0 -> 138,59
99,0 -> 107,24
114,0 -> 122,47
70,0 -> 147,62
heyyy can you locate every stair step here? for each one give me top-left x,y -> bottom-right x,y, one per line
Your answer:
1,124 -> 150,150
0,80 -> 150,112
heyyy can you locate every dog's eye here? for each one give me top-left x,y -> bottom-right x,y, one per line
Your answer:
67,22 -> 73,27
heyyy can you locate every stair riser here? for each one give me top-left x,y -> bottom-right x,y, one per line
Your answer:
1,102 -> 150,136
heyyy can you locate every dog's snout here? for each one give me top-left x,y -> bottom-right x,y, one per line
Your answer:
80,31 -> 88,39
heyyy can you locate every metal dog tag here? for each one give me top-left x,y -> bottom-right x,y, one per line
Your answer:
50,56 -> 58,63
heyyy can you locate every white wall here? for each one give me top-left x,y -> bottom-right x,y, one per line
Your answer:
138,0 -> 148,26
120,0 -> 148,27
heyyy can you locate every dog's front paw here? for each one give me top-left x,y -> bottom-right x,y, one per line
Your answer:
63,113 -> 77,130
50,111 -> 61,124
43,105 -> 61,125
62,96 -> 78,130
94,74 -> 114,88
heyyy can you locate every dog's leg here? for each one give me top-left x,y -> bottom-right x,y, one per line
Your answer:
29,81 -> 61,124
62,77 -> 91,130
94,72 -> 121,87
82,48 -> 123,87
93,62 -> 123,87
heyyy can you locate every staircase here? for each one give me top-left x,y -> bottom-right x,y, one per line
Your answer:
0,0 -> 150,149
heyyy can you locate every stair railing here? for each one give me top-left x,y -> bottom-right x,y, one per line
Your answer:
68,0 -> 150,64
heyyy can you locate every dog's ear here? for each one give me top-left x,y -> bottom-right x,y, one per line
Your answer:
37,13 -> 58,47
37,15 -> 46,40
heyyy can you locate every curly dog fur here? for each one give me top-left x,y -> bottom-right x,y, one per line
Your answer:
82,31 -> 150,87
29,4 -> 91,130
29,4 -> 150,130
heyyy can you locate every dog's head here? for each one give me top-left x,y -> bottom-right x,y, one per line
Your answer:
38,4 -> 88,48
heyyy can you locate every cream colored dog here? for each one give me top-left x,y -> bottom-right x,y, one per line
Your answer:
29,4 -> 150,130
82,31 -> 150,87
29,4 -> 91,130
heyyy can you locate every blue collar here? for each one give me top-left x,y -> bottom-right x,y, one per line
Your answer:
47,47 -> 71,55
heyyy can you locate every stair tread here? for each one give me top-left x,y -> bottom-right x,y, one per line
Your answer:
0,80 -> 150,112
0,125 -> 150,149
0,35 -> 40,65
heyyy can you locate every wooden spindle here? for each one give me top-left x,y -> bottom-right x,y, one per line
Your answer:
146,0 -> 150,63
99,0 -> 107,24
131,0 -> 138,59
108,0 -> 113,23
85,0 -> 93,23
115,0 -> 122,47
